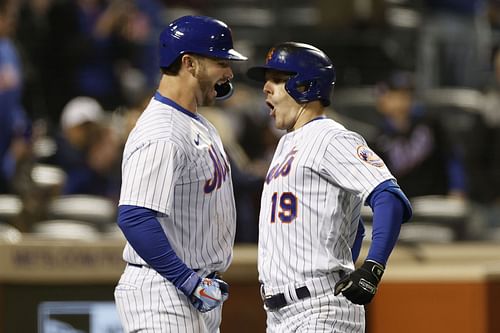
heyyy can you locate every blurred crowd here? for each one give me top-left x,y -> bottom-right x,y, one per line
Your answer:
1,0 -> 500,242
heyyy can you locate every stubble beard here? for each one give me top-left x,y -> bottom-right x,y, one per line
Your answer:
200,78 -> 215,106
195,65 -> 216,106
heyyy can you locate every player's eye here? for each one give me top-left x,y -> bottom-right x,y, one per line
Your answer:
270,77 -> 287,84
265,70 -> 291,84
217,60 -> 230,68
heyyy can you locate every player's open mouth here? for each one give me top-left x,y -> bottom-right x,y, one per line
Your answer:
266,101 -> 275,111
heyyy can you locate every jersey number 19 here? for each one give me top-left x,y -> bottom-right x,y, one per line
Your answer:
270,192 -> 297,223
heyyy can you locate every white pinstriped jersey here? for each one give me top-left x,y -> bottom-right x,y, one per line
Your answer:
119,96 -> 236,273
258,117 -> 394,289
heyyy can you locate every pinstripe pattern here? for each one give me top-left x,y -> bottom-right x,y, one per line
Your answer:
259,118 -> 392,332
120,97 -> 236,272
115,265 -> 222,332
116,97 -> 235,332
266,292 -> 364,333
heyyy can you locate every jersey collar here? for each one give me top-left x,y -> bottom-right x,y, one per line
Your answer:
288,115 -> 327,136
154,91 -> 201,121
307,115 -> 327,125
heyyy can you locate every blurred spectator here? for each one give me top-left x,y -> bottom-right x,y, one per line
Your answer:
489,0 -> 500,46
211,82 -> 284,243
123,0 -> 165,95
483,46 -> 500,127
476,47 -> 500,232
461,47 -> 500,206
42,96 -> 121,199
25,0 -> 162,125
416,0 -> 491,92
16,0 -> 54,120
221,82 -> 281,170
200,103 -> 265,243
0,0 -> 32,194
371,71 -> 467,198
230,160 -> 263,243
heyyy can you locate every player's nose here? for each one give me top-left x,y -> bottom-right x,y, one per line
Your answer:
263,81 -> 273,94
223,67 -> 234,81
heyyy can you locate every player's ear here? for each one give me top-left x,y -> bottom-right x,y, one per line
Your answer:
182,54 -> 198,76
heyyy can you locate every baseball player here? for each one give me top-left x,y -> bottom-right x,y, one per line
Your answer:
114,15 -> 247,333
247,42 -> 412,332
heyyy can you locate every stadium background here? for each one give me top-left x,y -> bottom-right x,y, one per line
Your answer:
1,0 -> 500,332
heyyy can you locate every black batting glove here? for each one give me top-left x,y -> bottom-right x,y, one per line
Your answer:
334,260 -> 385,305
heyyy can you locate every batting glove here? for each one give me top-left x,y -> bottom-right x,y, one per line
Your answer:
190,278 -> 229,312
334,260 -> 385,305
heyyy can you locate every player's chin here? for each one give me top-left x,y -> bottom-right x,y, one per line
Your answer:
274,119 -> 286,130
202,92 -> 216,106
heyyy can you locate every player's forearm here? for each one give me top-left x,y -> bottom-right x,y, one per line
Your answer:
366,179 -> 412,265
117,205 -> 201,296
367,191 -> 405,265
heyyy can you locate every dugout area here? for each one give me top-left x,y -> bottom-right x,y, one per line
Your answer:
0,240 -> 500,333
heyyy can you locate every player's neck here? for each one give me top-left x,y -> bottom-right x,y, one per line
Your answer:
158,75 -> 198,113
290,103 -> 324,131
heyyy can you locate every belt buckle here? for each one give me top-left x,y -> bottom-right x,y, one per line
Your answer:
259,285 -> 265,299
260,285 -> 272,311
264,294 -> 279,312
261,285 -> 281,312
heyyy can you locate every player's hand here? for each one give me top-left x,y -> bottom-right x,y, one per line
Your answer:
190,278 -> 229,312
334,260 -> 385,305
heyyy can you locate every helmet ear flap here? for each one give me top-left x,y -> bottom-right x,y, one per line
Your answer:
295,80 -> 313,94
285,77 -> 319,104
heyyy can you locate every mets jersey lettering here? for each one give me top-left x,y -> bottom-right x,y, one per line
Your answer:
204,145 -> 229,193
258,118 -> 394,288
265,147 -> 298,184
120,98 -> 236,271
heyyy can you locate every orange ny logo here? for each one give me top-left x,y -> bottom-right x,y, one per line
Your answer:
266,48 -> 275,64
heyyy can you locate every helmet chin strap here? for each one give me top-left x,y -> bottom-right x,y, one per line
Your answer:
287,103 -> 308,132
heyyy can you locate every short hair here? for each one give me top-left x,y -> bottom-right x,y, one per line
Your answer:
161,56 -> 182,76
160,53 -> 208,76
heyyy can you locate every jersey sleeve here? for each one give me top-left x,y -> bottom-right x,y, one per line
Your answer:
321,132 -> 395,203
119,140 -> 185,215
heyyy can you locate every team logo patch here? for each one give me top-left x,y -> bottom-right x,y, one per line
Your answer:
265,48 -> 275,64
356,145 -> 385,168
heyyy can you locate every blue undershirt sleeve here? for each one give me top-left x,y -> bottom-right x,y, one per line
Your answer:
447,153 -> 466,193
351,218 -> 365,263
365,179 -> 413,265
117,205 -> 201,296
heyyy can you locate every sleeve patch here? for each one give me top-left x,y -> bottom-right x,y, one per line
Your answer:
356,145 -> 385,168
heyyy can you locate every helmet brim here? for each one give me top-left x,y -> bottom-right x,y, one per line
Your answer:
226,49 -> 248,61
208,48 -> 247,61
247,66 -> 296,82
246,66 -> 267,82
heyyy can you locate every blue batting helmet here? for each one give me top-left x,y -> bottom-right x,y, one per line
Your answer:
247,42 -> 335,106
159,15 -> 248,68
